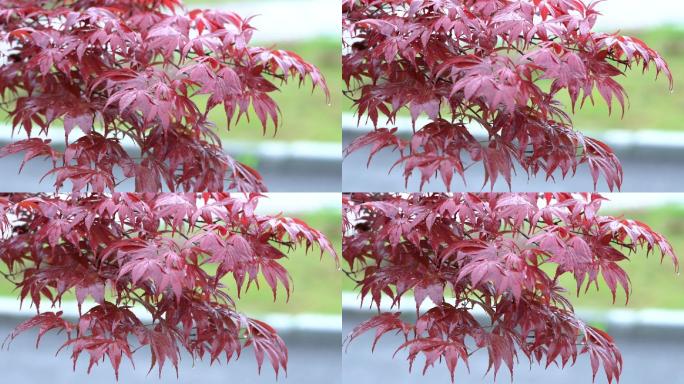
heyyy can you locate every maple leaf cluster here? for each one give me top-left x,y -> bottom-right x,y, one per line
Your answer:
0,0 -> 328,193
343,193 -> 678,382
343,0 -> 672,191
0,192 -> 337,378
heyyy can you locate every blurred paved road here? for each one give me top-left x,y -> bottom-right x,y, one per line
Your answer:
342,135 -> 684,192
0,318 -> 341,384
0,153 -> 341,192
342,314 -> 684,384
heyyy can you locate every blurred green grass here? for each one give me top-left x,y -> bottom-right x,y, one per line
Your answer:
342,205 -> 684,310
230,209 -> 342,315
166,0 -> 343,143
210,38 -> 341,143
570,27 -> 684,132
561,205 -> 684,309
343,26 -> 684,132
0,209 -> 342,315
0,37 -> 340,143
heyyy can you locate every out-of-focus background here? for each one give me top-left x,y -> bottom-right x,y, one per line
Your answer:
0,193 -> 342,384
343,0 -> 684,192
0,0 -> 341,192
343,193 -> 684,384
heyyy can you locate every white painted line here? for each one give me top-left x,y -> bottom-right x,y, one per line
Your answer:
260,313 -> 341,333
239,141 -> 341,162
342,292 -> 487,317
342,114 -> 488,137
0,297 -> 153,322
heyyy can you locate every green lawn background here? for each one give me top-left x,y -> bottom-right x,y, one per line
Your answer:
341,27 -> 684,133
0,209 -> 342,315
1,206 -> 680,315
2,2 -> 684,313
3,10 -> 681,143
342,205 -> 684,311
183,2 -> 684,135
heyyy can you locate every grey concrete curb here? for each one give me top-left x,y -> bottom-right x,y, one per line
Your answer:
342,292 -> 684,339
0,128 -> 340,164
0,128 -> 341,191
0,298 -> 341,340
342,114 -> 684,161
